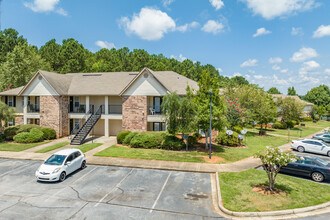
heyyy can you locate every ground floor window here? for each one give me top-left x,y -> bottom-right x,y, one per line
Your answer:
7,119 -> 15,127
153,122 -> 166,131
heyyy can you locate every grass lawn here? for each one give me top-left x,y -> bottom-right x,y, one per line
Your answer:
0,141 -> 50,152
219,169 -> 330,212
94,145 -> 206,163
35,142 -> 69,153
212,132 -> 289,162
76,143 -> 102,153
250,120 -> 329,138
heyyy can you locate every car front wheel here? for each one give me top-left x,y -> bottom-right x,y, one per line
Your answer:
327,151 -> 330,157
81,160 -> 86,169
297,146 -> 305,153
59,172 -> 66,182
311,172 -> 324,182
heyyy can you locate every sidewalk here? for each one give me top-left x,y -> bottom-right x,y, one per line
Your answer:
0,127 -> 328,173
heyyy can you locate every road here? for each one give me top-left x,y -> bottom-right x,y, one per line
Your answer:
0,159 -> 223,220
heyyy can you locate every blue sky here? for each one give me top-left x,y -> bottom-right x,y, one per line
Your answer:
2,0 -> 330,95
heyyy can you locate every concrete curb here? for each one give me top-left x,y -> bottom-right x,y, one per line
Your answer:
215,172 -> 330,217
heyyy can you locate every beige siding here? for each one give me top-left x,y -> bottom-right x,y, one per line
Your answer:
109,96 -> 122,105
90,96 -> 105,108
109,119 -> 122,136
93,119 -> 105,136
22,74 -> 57,96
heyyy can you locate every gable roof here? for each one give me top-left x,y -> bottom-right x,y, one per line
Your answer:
272,94 -> 314,106
0,86 -> 24,96
0,68 -> 198,96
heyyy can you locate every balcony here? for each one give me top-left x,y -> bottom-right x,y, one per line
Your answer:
147,106 -> 162,115
69,105 -> 95,113
100,105 -> 122,114
27,104 -> 40,113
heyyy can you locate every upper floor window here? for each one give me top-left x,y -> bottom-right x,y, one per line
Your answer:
8,96 -> 14,107
74,97 -> 80,107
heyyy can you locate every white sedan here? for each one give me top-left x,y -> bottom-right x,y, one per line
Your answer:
291,139 -> 330,157
36,149 -> 86,182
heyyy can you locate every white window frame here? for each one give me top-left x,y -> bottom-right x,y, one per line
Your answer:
8,96 -> 13,107
8,119 -> 14,126
74,97 -> 80,108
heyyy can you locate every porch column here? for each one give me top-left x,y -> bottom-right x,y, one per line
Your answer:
86,96 -> 90,113
23,96 -> 28,124
104,119 -> 109,137
104,96 -> 109,115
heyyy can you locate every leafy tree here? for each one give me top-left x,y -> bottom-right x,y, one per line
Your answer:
225,98 -> 246,129
267,87 -> 281,94
0,101 -> 17,133
162,92 -> 181,135
225,85 -> 277,135
287,86 -> 297,96
317,105 -> 326,117
255,147 -> 296,193
276,97 -> 304,123
310,105 -> 319,120
0,28 -> 26,63
231,76 -> 249,85
39,39 -> 61,71
304,85 -> 330,107
191,70 -> 226,149
0,42 -> 51,90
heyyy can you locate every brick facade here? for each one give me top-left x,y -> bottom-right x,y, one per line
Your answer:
40,96 -> 69,138
15,115 -> 24,126
122,95 -> 147,132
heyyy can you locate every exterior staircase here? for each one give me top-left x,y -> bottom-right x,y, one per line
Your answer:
70,106 -> 102,145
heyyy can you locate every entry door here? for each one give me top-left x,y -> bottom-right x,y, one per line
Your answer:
69,97 -> 74,112
153,97 -> 162,113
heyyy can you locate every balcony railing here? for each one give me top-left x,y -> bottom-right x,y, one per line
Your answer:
69,104 -> 94,113
148,106 -> 162,115
100,105 -> 122,114
27,104 -> 40,113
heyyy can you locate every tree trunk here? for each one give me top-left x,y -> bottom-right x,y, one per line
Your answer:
186,138 -> 189,151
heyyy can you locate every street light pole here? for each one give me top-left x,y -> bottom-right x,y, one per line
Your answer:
208,92 -> 213,159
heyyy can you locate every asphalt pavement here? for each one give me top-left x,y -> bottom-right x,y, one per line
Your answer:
0,159 -> 223,220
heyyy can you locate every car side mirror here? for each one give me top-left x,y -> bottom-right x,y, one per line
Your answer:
66,161 -> 71,165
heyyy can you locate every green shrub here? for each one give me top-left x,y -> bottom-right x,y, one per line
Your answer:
302,117 -> 313,122
161,135 -> 184,151
123,132 -> 139,145
259,129 -> 266,135
192,132 -> 202,140
17,124 -> 40,133
314,116 -> 319,121
4,126 -> 20,140
286,120 -> 295,129
273,121 -> 287,129
117,130 -> 131,144
216,131 -> 239,146
13,128 -> 44,143
40,127 -> 57,140
233,125 -> 243,133
0,134 -> 5,142
130,133 -> 159,148
188,136 -> 197,148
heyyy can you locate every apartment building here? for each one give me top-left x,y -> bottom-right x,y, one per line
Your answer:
0,67 -> 198,144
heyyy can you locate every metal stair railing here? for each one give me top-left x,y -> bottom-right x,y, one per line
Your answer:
69,106 -> 94,140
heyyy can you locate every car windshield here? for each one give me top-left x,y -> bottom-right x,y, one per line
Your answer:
44,154 -> 67,165
315,158 -> 328,166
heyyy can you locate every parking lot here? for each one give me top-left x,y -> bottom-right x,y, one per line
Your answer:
0,159 -> 223,220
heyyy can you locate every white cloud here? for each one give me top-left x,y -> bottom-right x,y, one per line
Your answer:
313,25 -> 330,38
253,75 -> 264,79
241,0 -> 318,20
170,54 -> 187,62
240,59 -> 258,67
176,21 -> 199,32
245,74 -> 251,79
217,68 -> 223,73
280,68 -> 289,73
24,0 -> 67,16
325,69 -> 330,75
248,70 -> 256,74
269,57 -> 282,64
290,47 -> 318,62
273,74 -> 289,85
162,0 -> 175,7
291,27 -> 303,35
272,65 -> 281,71
119,7 -> 176,41
299,60 -> 321,74
233,72 -> 242,77
95,41 -> 116,50
253,27 -> 271,37
209,0 -> 224,10
201,20 -> 224,34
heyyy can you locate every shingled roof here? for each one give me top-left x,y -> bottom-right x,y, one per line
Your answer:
272,94 -> 314,106
0,68 -> 198,96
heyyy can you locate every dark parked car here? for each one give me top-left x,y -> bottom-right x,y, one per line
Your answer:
280,156 -> 330,182
313,133 -> 330,143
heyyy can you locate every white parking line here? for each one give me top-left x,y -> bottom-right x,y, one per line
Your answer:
149,171 -> 172,213
94,168 -> 134,207
45,167 -> 98,202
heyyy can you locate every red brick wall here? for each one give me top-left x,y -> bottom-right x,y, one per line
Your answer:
122,95 -> 147,132
40,96 -> 69,138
